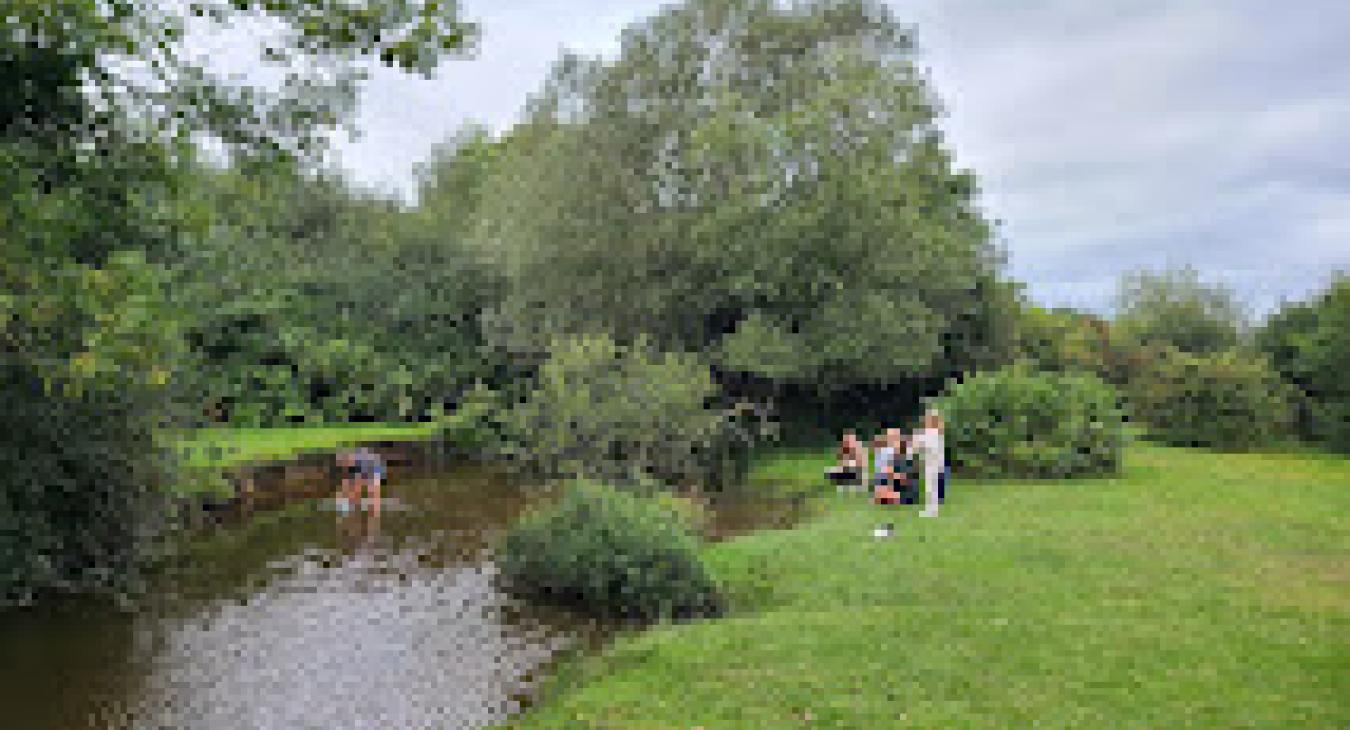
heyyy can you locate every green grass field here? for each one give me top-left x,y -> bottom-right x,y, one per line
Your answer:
171,422 -> 441,469
506,445 -> 1349,729
164,422 -> 441,496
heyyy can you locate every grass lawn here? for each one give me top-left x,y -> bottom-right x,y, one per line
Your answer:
171,422 -> 441,469
164,422 -> 441,496
505,445 -> 1349,729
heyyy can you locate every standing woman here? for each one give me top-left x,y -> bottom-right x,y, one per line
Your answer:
909,410 -> 946,517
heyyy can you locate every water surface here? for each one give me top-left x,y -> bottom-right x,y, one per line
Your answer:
0,463 -> 801,729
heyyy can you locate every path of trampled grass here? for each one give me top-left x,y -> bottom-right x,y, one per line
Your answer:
506,445 -> 1349,729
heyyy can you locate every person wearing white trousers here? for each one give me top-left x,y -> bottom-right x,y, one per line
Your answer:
907,409 -> 945,517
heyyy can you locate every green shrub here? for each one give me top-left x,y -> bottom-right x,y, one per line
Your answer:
496,482 -> 723,620
1014,305 -> 1127,384
432,382 -> 502,455
934,366 -> 1127,479
503,334 -> 759,488
1256,276 -> 1349,452
1127,347 -> 1293,450
0,362 -> 167,608
1,253 -> 172,608
648,491 -> 712,536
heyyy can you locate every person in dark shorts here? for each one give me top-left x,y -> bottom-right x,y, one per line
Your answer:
336,447 -> 385,514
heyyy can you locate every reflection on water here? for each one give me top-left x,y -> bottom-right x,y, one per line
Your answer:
0,463 -> 801,729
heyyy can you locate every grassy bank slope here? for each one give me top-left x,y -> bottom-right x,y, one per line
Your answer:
171,422 -> 441,470
508,445 -> 1349,728
162,423 -> 442,497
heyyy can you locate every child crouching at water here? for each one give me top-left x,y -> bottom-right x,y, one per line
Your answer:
336,447 -> 385,515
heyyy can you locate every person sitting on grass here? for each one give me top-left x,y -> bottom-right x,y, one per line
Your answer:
876,428 -> 919,505
872,432 -> 901,504
336,447 -> 385,515
885,428 -> 919,504
826,429 -> 868,490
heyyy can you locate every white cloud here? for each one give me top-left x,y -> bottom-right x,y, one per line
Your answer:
895,0 -> 1350,312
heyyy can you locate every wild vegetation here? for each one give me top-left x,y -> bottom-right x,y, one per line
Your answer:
1126,346 -> 1293,450
1112,265 -> 1248,355
3,9 -> 1345,730
471,0 -> 1015,439
1256,275 -> 1349,452
499,334 -> 760,488
936,366 -> 1127,478
1,0 -> 475,606
497,482 -> 723,621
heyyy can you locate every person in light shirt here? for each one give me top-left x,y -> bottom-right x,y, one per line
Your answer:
906,409 -> 946,517
870,433 -> 895,497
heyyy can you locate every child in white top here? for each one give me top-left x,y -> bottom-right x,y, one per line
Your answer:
871,434 -> 895,491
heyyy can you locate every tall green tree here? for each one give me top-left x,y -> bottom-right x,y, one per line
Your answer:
475,0 -> 1008,427
1113,266 -> 1245,355
1014,304 -> 1129,384
1257,275 -> 1349,451
172,147 -> 506,425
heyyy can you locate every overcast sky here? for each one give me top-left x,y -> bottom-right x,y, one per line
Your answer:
240,0 -> 1350,316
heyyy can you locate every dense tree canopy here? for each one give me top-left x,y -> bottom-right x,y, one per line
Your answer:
1014,304 -> 1124,384
1,0 -> 474,606
1257,275 -> 1349,451
1113,266 -> 1245,355
475,0 -> 1007,399
169,147 -> 502,425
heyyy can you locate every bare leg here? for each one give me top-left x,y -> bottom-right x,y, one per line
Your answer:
367,474 -> 382,516
338,478 -> 358,509
921,463 -> 940,517
365,505 -> 380,541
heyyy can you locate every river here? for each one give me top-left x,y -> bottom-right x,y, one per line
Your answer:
0,460 -> 799,729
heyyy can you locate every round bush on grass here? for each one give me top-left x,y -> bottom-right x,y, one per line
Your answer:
934,366 -> 1127,479
1127,346 -> 1293,450
496,482 -> 723,621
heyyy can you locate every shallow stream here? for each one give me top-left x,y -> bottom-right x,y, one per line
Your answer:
0,460 -> 800,729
